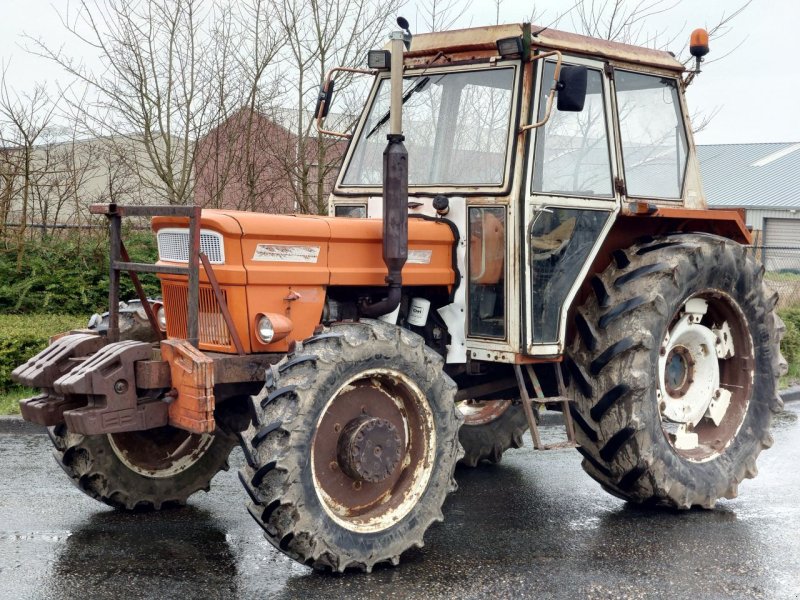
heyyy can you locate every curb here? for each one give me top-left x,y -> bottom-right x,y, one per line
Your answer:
2,389 -> 799,435
0,416 -> 45,435
781,385 -> 800,404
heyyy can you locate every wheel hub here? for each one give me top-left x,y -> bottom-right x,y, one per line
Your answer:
656,293 -> 753,460
337,415 -> 403,483
657,300 -> 721,427
664,346 -> 694,398
310,369 -> 436,533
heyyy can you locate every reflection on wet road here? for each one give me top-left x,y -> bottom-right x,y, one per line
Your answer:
1,407 -> 799,599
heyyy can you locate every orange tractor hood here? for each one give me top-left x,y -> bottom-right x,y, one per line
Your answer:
152,210 -> 457,288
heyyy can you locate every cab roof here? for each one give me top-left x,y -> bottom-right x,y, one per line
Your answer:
405,23 -> 685,73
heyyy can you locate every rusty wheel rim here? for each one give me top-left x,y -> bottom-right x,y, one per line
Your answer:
311,369 -> 436,533
456,399 -> 513,426
656,290 -> 753,462
108,427 -> 215,479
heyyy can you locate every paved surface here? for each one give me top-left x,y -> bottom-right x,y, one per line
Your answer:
1,407 -> 799,600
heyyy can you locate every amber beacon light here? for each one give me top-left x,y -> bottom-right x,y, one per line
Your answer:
690,28 -> 710,72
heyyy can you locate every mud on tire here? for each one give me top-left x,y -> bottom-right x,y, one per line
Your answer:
566,234 -> 785,508
49,425 -> 237,510
457,401 -> 529,467
238,320 -> 462,572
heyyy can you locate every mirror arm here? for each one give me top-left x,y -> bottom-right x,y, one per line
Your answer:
316,66 -> 377,139
519,50 -> 563,133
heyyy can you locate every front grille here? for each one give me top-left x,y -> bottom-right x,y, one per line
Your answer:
157,229 -> 224,264
162,282 -> 231,348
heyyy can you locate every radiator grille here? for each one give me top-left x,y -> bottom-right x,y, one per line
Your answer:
162,283 -> 231,348
157,229 -> 224,264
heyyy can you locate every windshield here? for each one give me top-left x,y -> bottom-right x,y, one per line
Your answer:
342,67 -> 516,187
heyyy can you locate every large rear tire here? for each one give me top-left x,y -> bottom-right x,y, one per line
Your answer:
566,234 -> 784,508
238,320 -> 462,572
456,400 -> 529,466
49,424 -> 237,510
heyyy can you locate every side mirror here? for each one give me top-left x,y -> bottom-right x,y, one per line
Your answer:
557,66 -> 587,112
314,81 -> 336,119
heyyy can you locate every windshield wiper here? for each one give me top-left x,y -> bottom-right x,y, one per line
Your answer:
365,76 -> 430,139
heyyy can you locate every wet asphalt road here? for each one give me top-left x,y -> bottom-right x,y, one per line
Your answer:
1,407 -> 799,600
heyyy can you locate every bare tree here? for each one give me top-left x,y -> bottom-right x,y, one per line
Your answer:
0,69 -> 57,265
414,0 -> 474,32
194,0 -> 286,212
272,0 -> 404,214
29,0 -> 243,205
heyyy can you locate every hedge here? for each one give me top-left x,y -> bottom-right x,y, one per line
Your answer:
0,314 -> 85,393
780,308 -> 800,384
0,230 -> 159,316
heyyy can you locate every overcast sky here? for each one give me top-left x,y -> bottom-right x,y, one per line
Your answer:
1,0 -> 796,145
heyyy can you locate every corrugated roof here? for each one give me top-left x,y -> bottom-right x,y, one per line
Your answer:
697,143 -> 800,209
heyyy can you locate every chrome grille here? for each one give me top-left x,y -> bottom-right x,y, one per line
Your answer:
157,229 -> 224,264
162,282 -> 232,348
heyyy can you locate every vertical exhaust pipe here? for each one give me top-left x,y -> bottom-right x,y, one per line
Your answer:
361,30 -> 408,318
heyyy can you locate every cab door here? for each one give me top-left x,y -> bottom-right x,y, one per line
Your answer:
523,56 -> 621,356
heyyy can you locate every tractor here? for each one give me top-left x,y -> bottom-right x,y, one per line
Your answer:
13,21 -> 786,572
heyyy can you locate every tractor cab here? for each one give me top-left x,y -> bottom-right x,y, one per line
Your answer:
325,23 -> 708,363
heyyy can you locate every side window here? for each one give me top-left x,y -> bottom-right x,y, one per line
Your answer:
468,207 -> 506,339
334,205 -> 366,218
614,71 -> 688,198
532,63 -> 613,197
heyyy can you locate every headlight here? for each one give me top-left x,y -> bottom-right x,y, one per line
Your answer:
257,314 -> 274,343
156,306 -> 167,330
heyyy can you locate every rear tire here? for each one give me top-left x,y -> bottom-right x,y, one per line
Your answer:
238,320 -> 462,572
456,401 -> 529,466
49,424 -> 237,510
566,234 -> 784,508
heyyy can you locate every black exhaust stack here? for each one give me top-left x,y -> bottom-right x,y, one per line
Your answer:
360,25 -> 410,319
361,134 -> 408,317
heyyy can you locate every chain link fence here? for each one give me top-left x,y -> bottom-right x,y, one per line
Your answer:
749,246 -> 800,309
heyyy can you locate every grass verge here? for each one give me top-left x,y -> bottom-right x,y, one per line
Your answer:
0,387 -> 34,416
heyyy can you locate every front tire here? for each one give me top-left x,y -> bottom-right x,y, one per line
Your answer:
49,424 -> 237,510
567,234 -> 784,508
239,320 -> 462,572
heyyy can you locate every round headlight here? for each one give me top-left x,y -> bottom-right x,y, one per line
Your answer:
156,306 -> 167,330
257,315 -> 275,343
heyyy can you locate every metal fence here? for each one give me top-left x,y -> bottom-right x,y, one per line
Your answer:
749,246 -> 800,309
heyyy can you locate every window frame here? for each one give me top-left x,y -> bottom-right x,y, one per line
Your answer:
530,60 -> 615,200
334,61 -> 523,197
523,54 -> 621,356
612,68 -> 690,201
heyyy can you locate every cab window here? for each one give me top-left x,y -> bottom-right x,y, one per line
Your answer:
468,206 -> 506,339
614,71 -> 688,199
532,63 -> 613,198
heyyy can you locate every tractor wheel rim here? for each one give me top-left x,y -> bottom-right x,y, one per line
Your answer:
311,368 -> 436,533
108,428 -> 215,479
656,291 -> 753,462
456,399 -> 513,426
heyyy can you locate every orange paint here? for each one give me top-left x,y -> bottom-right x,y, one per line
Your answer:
152,211 -> 456,354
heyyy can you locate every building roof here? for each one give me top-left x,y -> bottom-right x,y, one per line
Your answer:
698,143 -> 800,210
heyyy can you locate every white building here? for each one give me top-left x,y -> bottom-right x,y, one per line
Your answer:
698,142 -> 800,271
